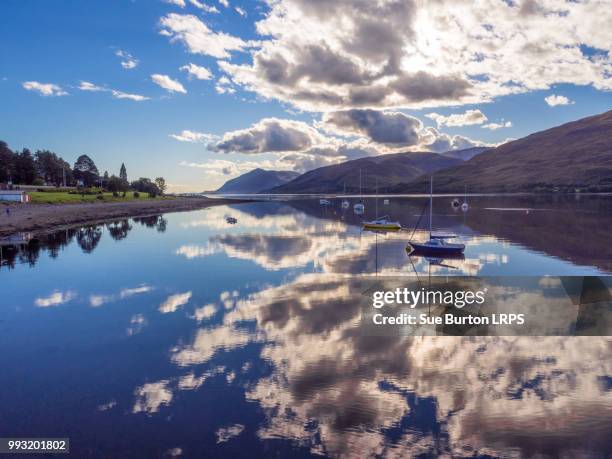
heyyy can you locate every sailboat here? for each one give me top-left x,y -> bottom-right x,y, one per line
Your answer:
362,178 -> 401,231
407,175 -> 465,255
353,169 -> 365,214
341,181 -> 350,209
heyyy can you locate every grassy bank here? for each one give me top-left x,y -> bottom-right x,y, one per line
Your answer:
27,191 -> 172,204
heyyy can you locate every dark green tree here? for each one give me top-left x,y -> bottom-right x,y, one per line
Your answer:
107,175 -> 129,193
0,140 -> 14,183
34,150 -> 67,186
119,163 -> 128,182
12,149 -> 37,184
73,154 -> 99,187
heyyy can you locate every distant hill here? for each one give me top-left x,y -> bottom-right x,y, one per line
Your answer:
267,152 -> 463,194
441,146 -> 490,161
392,110 -> 612,193
216,168 -> 300,193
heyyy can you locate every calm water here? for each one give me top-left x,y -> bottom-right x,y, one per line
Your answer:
1,195 -> 611,458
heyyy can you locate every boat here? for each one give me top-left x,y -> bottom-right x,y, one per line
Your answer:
320,198 -> 331,205
363,216 -> 401,231
461,186 -> 469,212
451,198 -> 460,208
226,216 -> 238,224
341,181 -> 350,208
353,169 -> 365,214
383,199 -> 390,205
362,179 -> 401,231
407,175 -> 465,255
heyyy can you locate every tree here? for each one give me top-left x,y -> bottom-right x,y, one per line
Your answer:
0,140 -> 13,183
35,150 -> 66,186
131,177 -> 160,197
12,149 -> 37,184
154,177 -> 166,195
73,154 -> 99,187
119,163 -> 128,182
107,175 -> 129,193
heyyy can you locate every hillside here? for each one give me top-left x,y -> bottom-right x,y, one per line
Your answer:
441,147 -> 490,161
393,110 -> 612,193
267,152 -> 463,194
216,168 -> 300,193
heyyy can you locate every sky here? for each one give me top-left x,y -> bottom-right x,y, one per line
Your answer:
1,0 -> 611,192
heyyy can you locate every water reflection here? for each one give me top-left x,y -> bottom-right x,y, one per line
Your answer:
1,197 -> 611,457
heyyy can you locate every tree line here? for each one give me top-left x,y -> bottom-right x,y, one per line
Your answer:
0,140 -> 166,195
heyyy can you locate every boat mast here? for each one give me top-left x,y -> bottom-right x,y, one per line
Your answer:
429,175 -> 433,239
359,169 -> 362,199
375,177 -> 378,218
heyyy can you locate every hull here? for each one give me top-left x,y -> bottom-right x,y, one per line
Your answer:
408,242 -> 465,255
363,223 -> 401,230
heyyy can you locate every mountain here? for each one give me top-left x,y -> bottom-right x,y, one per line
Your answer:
216,168 -> 300,193
441,146 -> 490,161
267,152 -> 463,194
392,110 -> 612,193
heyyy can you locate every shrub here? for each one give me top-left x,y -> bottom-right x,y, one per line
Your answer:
133,191 -> 140,198
112,191 -> 119,197
96,195 -> 104,200
122,191 -> 126,198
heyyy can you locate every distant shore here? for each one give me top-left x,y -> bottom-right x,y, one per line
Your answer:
0,197 -> 251,237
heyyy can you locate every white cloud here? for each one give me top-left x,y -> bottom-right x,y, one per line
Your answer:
216,424 -> 245,443
78,81 -> 149,101
210,118 -> 324,154
180,63 -> 213,80
159,13 -> 252,59
545,94 -> 574,106
219,0 -> 229,7
426,109 -> 488,127
215,76 -> 235,94
193,304 -> 217,321
35,290 -> 77,307
163,0 -> 186,7
189,0 -> 219,13
115,49 -> 139,69
234,6 -> 246,17
159,291 -> 192,313
483,121 -> 513,130
214,0 -> 612,111
151,74 -> 187,94
22,81 -> 67,97
170,130 -> 217,143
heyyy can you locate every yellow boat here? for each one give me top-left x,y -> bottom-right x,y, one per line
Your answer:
362,216 -> 401,231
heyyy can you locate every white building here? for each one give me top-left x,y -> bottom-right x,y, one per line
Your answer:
0,190 -> 30,203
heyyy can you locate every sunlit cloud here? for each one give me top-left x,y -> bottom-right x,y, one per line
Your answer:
151,74 -> 187,94
115,49 -> 139,69
22,81 -> 67,97
545,94 -> 574,107
34,290 -> 77,307
159,291 -> 192,313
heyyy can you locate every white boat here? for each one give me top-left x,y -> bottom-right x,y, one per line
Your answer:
341,181 -> 350,208
362,178 -> 401,231
407,175 -> 465,255
320,199 -> 331,205
226,216 -> 237,224
353,169 -> 365,214
383,199 -> 390,205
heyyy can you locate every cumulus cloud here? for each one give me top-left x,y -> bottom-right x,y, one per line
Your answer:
180,63 -> 213,80
159,13 -> 252,59
170,130 -> 217,143
422,127 -> 490,153
322,109 -> 423,146
545,94 -> 574,106
426,109 -> 488,128
115,49 -> 139,69
219,0 -> 229,6
163,0 -> 186,6
22,81 -> 67,97
78,81 -> 149,101
234,6 -> 246,17
179,158 -> 290,176
159,291 -> 192,313
215,76 -> 235,94
210,118 -> 324,154
151,74 -> 187,94
212,0 -> 612,111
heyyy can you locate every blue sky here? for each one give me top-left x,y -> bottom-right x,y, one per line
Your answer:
1,0 -> 611,191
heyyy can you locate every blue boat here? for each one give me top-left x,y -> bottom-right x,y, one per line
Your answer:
407,175 -> 465,255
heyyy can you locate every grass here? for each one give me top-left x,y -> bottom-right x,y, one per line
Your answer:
27,191 -> 173,204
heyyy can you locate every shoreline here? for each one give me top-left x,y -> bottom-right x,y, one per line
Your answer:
0,197 -> 253,237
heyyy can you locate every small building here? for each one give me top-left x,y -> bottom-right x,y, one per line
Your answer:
0,190 -> 30,203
